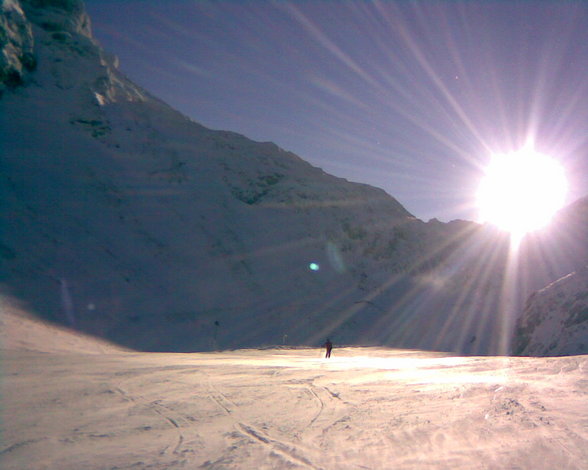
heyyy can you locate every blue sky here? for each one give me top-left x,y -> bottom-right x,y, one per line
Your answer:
85,0 -> 588,222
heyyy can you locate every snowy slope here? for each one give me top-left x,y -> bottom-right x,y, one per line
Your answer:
3,343 -> 588,469
1,0 -> 586,355
0,0 -> 426,352
513,267 -> 588,356
0,294 -> 126,353
3,298 -> 587,469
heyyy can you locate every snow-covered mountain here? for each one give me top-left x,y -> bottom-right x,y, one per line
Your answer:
513,267 -> 588,356
1,0 -> 585,355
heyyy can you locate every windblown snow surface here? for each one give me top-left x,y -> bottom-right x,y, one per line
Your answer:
2,309 -> 587,470
2,0 -> 588,356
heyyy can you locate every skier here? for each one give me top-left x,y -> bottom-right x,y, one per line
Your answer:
324,338 -> 333,358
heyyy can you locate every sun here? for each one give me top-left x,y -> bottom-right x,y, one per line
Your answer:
476,148 -> 567,241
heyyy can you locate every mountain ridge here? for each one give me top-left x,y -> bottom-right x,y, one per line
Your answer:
1,0 -> 434,352
2,0 -> 586,355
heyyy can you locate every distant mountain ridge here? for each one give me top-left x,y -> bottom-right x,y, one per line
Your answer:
1,0 -> 586,355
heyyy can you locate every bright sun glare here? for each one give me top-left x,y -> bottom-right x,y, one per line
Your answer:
476,148 -> 567,241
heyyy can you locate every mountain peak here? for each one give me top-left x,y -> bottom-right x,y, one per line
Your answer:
1,0 -> 146,104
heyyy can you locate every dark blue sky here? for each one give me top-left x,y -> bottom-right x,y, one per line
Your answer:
85,0 -> 588,222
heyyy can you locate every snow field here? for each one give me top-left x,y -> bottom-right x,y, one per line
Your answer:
2,346 -> 587,469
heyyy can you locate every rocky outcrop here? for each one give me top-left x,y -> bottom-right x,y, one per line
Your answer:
0,0 -> 35,93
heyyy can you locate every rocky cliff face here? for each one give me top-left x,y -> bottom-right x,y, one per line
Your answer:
1,0 -> 584,354
0,0 -> 35,93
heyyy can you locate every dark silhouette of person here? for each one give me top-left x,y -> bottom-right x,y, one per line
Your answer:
324,338 -> 333,358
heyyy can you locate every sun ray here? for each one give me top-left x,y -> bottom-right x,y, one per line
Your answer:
433,232 -> 510,352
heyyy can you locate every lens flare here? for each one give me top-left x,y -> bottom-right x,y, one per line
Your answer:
476,148 -> 567,242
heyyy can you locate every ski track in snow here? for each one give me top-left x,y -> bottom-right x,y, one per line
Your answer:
205,370 -> 325,469
113,384 -> 186,456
